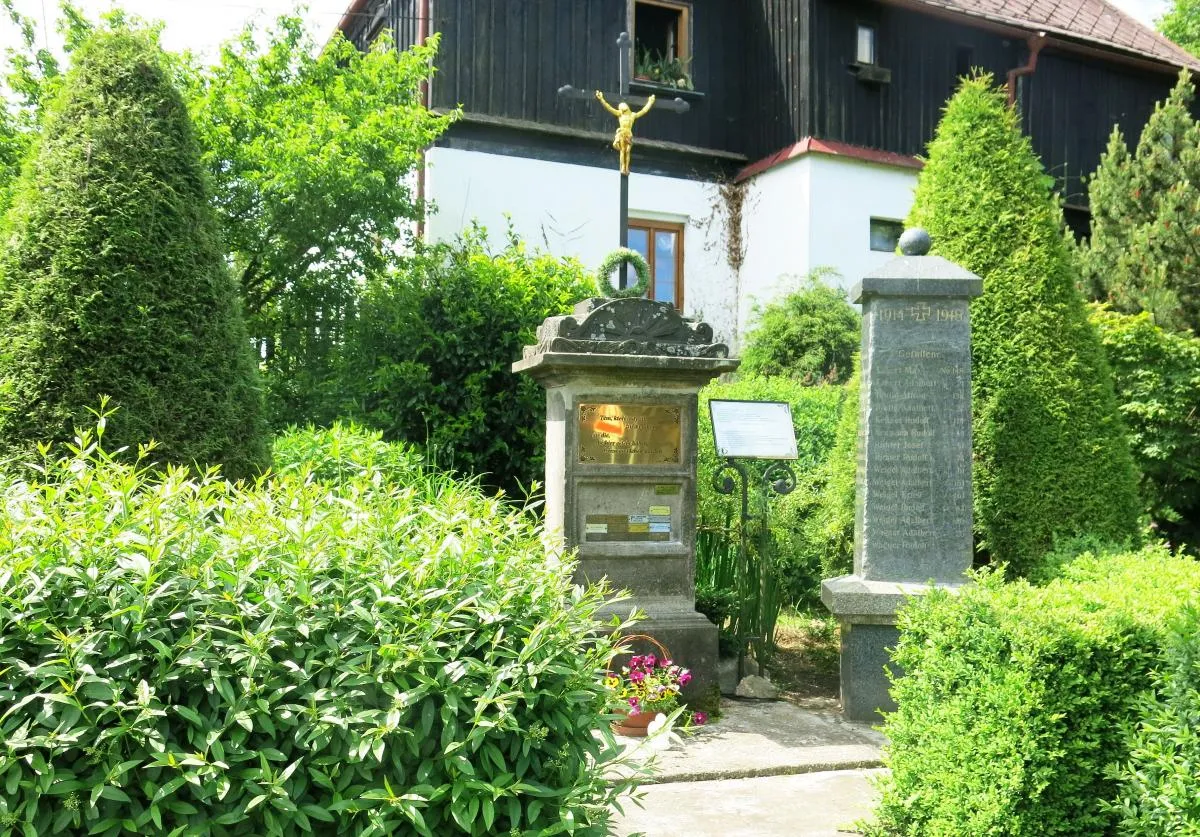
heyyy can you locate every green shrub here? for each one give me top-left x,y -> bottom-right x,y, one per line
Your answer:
907,74 -> 1140,575
1109,606 -> 1200,836
803,362 -> 859,581
0,30 -> 268,480
865,546 -> 1200,837
697,375 -> 848,610
740,273 -> 861,384
1076,71 -> 1200,334
0,424 -> 632,835
271,421 -> 424,487
342,228 -> 597,498
1090,305 -> 1200,549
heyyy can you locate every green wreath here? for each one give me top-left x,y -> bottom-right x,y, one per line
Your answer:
596,248 -> 650,299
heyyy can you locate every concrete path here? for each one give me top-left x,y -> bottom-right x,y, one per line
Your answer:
610,698 -> 887,837
613,769 -> 885,836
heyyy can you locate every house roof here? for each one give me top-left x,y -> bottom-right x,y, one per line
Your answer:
908,0 -> 1200,69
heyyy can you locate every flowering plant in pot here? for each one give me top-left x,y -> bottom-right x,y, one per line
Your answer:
605,636 -> 708,736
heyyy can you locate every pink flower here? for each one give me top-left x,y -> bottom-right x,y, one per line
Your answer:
630,670 -> 645,683
645,654 -> 657,667
628,697 -> 640,709
692,711 -> 708,726
679,671 -> 692,686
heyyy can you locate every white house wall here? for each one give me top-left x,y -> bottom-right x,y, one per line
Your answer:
737,158 -> 813,340
424,146 -> 740,346
805,154 -> 918,298
424,146 -> 919,351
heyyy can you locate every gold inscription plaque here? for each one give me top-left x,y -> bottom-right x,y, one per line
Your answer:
578,403 -> 682,465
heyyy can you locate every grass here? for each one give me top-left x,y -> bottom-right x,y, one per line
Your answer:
767,608 -> 841,709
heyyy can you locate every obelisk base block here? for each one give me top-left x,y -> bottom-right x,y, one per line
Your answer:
822,576 -> 964,722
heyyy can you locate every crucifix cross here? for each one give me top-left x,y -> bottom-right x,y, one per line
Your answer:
558,31 -> 690,261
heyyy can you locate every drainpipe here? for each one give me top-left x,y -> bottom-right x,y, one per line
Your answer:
1006,33 -> 1047,106
416,0 -> 432,241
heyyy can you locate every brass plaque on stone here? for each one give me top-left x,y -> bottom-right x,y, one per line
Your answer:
578,403 -> 682,465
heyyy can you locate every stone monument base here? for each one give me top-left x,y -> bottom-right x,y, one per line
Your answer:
597,600 -> 719,713
822,576 -> 963,722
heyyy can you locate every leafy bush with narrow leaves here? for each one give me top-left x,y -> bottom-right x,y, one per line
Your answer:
1089,305 -> 1200,550
0,29 -> 268,479
341,227 -> 598,498
0,424 -> 634,836
864,546 -> 1200,837
271,421 -> 424,488
907,74 -> 1140,574
1109,605 -> 1200,835
697,376 -> 849,609
740,274 -> 861,384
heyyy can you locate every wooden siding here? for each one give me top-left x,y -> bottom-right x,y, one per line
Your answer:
739,0 -> 811,159
809,0 -> 1018,157
429,0 -> 746,153
344,0 -> 422,52
1024,51 -> 1178,204
344,0 -> 1190,210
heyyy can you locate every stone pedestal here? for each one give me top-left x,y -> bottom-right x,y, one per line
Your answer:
515,297 -> 738,707
822,231 -> 983,722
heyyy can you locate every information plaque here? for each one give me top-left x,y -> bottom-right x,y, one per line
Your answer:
709,399 -> 798,460
578,403 -> 682,465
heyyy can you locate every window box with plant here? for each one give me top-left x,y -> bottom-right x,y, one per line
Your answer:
635,47 -> 694,91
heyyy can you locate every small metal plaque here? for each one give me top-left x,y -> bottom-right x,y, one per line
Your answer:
709,400 -> 799,460
578,403 -> 682,465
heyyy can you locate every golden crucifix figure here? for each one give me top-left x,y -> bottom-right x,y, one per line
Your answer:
595,90 -> 656,175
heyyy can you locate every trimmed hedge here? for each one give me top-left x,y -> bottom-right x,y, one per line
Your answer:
907,74 -> 1140,575
0,425 -> 631,835
0,30 -> 268,479
865,546 -> 1200,837
1110,606 -> 1200,835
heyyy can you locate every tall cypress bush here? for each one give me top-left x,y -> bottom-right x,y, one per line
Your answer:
0,30 -> 268,478
907,75 -> 1139,574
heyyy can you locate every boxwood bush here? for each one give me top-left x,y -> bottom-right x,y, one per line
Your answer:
865,546 -> 1200,837
1109,605 -> 1200,835
0,424 -> 632,835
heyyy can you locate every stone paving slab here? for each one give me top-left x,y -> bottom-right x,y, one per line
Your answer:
618,698 -> 886,784
612,768 -> 886,837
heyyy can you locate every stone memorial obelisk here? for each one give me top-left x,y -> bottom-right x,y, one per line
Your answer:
515,297 -> 737,705
822,229 -> 983,722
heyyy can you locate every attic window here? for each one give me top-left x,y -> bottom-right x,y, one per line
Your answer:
856,24 -> 876,65
634,1 -> 691,67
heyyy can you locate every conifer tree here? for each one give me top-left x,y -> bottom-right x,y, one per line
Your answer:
0,29 -> 269,478
1078,71 -> 1200,334
908,75 -> 1140,574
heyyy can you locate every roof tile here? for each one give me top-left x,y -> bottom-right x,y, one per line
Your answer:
910,0 -> 1199,68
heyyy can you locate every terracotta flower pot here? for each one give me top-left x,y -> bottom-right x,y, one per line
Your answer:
611,709 -> 659,737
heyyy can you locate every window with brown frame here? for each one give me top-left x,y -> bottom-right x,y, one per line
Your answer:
633,0 -> 691,65
628,219 -> 685,309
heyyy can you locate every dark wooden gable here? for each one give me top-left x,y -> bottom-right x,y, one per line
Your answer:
346,0 -> 1191,206
427,0 -> 746,153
